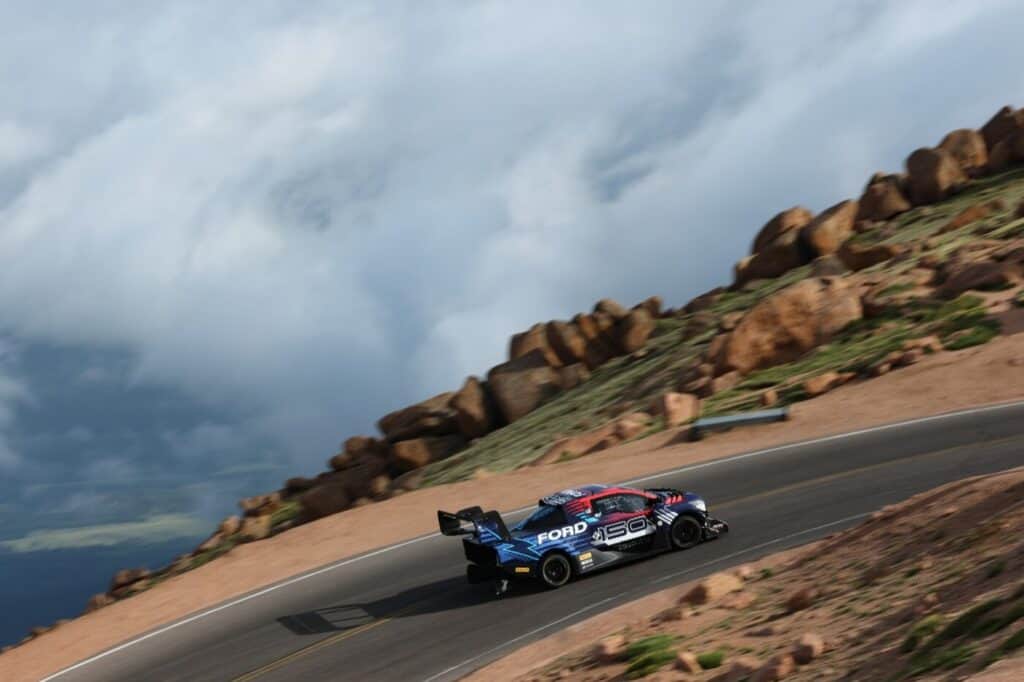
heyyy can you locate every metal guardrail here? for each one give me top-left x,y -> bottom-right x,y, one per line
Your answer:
688,407 -> 789,441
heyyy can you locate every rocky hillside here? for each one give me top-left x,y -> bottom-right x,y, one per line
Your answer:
516,468 -> 1024,681
10,103 -> 1024,647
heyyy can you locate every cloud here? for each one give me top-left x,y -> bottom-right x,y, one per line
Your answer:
0,514 -> 206,552
0,0 -> 1023,485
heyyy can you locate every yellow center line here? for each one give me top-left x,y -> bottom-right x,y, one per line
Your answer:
232,600 -> 427,682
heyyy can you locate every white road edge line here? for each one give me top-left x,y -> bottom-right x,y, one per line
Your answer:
423,512 -> 869,682
40,399 -> 1023,681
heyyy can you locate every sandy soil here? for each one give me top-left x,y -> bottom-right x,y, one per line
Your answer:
483,468 -> 1024,681
4,332 -> 1024,681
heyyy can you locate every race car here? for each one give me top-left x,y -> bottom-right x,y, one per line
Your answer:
438,484 -> 728,596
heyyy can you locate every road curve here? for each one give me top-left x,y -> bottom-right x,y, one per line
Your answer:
45,402 -> 1024,682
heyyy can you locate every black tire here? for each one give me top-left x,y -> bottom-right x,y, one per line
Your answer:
669,515 -> 703,550
538,553 -> 572,589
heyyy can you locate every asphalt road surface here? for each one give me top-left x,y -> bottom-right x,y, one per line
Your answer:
46,402 -> 1024,682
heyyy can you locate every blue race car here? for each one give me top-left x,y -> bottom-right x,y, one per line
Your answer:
438,484 -> 728,596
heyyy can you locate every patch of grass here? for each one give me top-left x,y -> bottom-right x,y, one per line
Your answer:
973,600 -> 1024,638
987,626 -> 1024,667
270,500 -> 301,528
625,635 -> 677,679
986,559 -> 1007,580
943,322 -> 1000,350
931,599 -> 1003,644
189,537 -> 239,570
879,281 -> 916,297
902,615 -> 943,653
696,650 -> 726,670
759,567 -> 774,579
908,644 -> 975,676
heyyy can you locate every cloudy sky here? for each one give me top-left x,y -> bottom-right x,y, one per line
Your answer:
2,0 -> 1024,541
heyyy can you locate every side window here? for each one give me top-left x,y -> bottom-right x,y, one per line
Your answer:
592,494 -> 649,515
520,505 -> 568,531
619,494 -> 650,513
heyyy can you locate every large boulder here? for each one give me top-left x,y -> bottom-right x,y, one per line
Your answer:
329,436 -> 382,471
617,308 -> 655,353
735,230 -> 810,286
651,392 -> 700,427
715,278 -> 863,375
837,241 -> 904,271
856,173 -> 911,221
987,132 -> 1024,173
331,453 -> 389,497
557,363 -> 591,390
110,568 -> 151,593
299,483 -> 350,520
981,105 -> 1024,150
938,129 -> 988,175
545,320 -> 588,366
389,434 -> 465,472
572,313 -> 618,367
450,376 -> 499,439
508,323 -> 562,367
633,295 -> 663,318
593,298 -> 630,320
751,207 -> 814,254
239,492 -> 281,517
799,200 -> 859,257
905,147 -> 966,205
938,259 -> 1022,298
239,514 -> 272,541
487,350 -> 562,423
377,392 -> 458,442
683,287 -> 725,313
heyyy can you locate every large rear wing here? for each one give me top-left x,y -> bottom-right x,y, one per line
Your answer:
437,506 -> 511,542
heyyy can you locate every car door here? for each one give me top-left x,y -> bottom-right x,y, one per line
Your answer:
588,493 -> 657,552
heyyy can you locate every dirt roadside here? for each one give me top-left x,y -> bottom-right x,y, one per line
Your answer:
3,333 -> 1024,682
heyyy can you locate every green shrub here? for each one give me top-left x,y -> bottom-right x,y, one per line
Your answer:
624,635 -> 677,679
908,644 -> 975,676
902,615 -> 943,653
696,650 -> 726,669
626,649 -> 677,679
625,635 -> 676,659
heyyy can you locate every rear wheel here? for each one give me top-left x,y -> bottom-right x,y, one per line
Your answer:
670,515 -> 703,550
538,553 -> 572,589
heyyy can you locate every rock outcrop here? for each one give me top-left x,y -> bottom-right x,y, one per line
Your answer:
451,376 -> 499,439
906,147 -> 966,205
712,278 -> 863,375
487,350 -> 562,423
857,172 -> 911,221
799,200 -> 858,257
938,128 -> 988,175
377,392 -> 458,442
751,207 -> 814,254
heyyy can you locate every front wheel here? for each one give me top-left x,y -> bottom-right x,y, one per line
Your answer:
669,515 -> 703,550
538,553 -> 572,589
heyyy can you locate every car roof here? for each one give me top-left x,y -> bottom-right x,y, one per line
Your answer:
539,483 -> 640,506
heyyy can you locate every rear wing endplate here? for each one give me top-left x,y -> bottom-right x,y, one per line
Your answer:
437,506 -> 511,541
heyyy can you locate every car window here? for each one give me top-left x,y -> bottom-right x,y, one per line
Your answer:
519,504 -> 568,531
592,494 -> 649,515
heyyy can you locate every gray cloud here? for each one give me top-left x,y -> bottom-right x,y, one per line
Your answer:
1,0 -> 1023,505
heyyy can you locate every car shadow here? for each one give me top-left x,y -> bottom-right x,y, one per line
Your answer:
276,574 -> 548,635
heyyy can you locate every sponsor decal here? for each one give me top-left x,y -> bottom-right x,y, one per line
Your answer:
591,516 -> 654,545
514,566 -> 530,574
536,521 -> 588,544
578,551 -> 592,561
